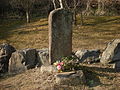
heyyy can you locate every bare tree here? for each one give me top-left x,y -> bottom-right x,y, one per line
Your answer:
83,0 -> 94,16
59,0 -> 68,9
51,0 -> 84,25
52,0 -> 57,9
0,0 -> 9,19
72,0 -> 81,25
96,0 -> 105,15
67,0 -> 83,25
10,0 -> 37,23
51,0 -> 68,9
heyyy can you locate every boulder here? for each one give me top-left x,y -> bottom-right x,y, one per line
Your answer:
114,61 -> 120,72
22,48 -> 37,69
36,48 -> 49,66
9,48 -> 37,73
0,43 -> 16,73
75,49 -> 100,64
55,70 -> 86,86
100,39 -> 120,64
0,43 -> 16,56
9,51 -> 26,74
0,55 -> 8,73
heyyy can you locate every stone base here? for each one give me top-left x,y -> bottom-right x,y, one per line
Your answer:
55,70 -> 86,86
40,65 -> 57,73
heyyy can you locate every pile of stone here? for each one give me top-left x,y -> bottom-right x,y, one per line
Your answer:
0,43 -> 49,74
9,48 -> 49,74
74,39 -> 120,71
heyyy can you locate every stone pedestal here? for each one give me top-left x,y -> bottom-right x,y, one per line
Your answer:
55,70 -> 86,86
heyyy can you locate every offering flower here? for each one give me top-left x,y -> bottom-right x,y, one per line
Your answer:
60,62 -> 64,65
54,61 -> 64,72
57,64 -> 62,70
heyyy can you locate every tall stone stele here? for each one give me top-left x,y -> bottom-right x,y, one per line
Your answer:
49,8 -> 73,64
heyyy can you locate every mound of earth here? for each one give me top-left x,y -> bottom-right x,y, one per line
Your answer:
0,63 -> 120,90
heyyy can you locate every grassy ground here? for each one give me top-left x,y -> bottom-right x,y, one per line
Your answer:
0,16 -> 120,51
0,18 -> 48,49
73,16 -> 120,50
0,16 -> 120,90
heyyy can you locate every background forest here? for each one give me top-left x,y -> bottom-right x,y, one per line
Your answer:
0,0 -> 120,23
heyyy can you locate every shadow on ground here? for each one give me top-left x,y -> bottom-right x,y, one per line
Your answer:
84,16 -> 120,26
80,64 -> 116,87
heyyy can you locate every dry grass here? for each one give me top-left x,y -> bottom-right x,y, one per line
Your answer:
0,18 -> 48,49
73,16 -> 120,50
0,63 -> 120,90
0,16 -> 120,51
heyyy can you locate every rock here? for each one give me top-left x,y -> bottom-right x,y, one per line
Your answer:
22,48 -> 37,69
100,39 -> 120,64
36,48 -> 49,66
114,61 -> 120,72
40,65 -> 57,73
9,51 -> 27,74
0,43 -> 16,56
55,70 -> 86,86
0,55 -> 8,73
0,43 -> 16,73
49,8 -> 73,64
9,48 -> 38,73
75,49 -> 100,64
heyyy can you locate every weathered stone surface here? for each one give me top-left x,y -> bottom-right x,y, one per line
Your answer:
36,48 -> 49,66
75,49 -> 100,64
22,48 -> 37,69
0,43 -> 16,56
100,39 -> 120,64
9,48 -> 38,73
0,43 -> 16,73
0,55 -> 8,73
40,65 -> 57,73
49,8 -> 73,64
113,61 -> 120,72
9,51 -> 26,74
55,70 -> 86,86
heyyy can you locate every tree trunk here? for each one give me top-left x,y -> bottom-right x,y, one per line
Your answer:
86,0 -> 91,11
98,0 -> 101,11
80,11 -> 84,26
84,0 -> 92,16
52,0 -> 57,9
73,10 -> 77,25
26,10 -> 30,23
97,0 -> 105,15
59,0 -> 68,9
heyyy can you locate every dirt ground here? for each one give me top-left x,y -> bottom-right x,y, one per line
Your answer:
0,63 -> 120,90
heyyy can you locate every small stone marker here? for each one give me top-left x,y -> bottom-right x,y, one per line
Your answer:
55,70 -> 86,86
49,8 -> 73,64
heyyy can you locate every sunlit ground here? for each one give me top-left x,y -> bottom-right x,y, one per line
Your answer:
0,16 -> 120,51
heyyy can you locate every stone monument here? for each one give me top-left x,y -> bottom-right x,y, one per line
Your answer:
49,8 -> 73,64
